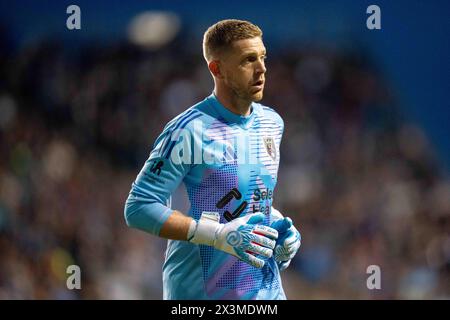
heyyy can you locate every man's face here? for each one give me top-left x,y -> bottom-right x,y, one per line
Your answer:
220,37 -> 267,102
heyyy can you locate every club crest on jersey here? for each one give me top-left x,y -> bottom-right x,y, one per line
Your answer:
263,136 -> 276,161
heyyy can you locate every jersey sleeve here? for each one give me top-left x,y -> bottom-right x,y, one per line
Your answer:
124,118 -> 195,236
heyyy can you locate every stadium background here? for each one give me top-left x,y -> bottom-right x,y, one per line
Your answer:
0,0 -> 449,299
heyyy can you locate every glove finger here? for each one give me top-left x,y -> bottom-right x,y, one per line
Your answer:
245,243 -> 273,258
275,244 -> 296,257
250,233 -> 276,249
291,236 -> 301,252
245,213 -> 265,225
270,217 -> 292,233
275,252 -> 293,262
238,251 -> 265,268
275,244 -> 297,261
278,260 -> 291,271
274,246 -> 288,261
283,239 -> 300,255
283,229 -> 301,248
253,224 -> 278,240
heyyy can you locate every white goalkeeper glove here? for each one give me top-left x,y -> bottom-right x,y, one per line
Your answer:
188,212 -> 278,269
270,215 -> 301,271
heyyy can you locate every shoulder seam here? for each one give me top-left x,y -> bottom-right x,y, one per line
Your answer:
259,106 -> 283,128
160,110 -> 202,158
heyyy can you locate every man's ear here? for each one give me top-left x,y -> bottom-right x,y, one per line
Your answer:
208,60 -> 222,78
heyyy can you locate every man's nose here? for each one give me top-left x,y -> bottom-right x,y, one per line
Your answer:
256,59 -> 266,74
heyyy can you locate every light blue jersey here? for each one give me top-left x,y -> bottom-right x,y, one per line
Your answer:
125,93 -> 286,300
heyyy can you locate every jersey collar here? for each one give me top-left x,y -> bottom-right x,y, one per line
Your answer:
207,93 -> 262,129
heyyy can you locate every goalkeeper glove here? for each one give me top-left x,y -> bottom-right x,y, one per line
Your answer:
270,216 -> 301,271
188,212 -> 278,269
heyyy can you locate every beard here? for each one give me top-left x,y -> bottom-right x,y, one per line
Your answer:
252,90 -> 264,101
229,80 -> 264,102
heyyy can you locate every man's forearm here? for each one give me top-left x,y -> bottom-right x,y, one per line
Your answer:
159,210 -> 193,240
128,205 -> 283,241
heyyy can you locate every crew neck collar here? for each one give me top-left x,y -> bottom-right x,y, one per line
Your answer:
207,93 -> 261,129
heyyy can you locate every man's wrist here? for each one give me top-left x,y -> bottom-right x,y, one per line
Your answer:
187,219 -> 198,241
188,212 -> 220,246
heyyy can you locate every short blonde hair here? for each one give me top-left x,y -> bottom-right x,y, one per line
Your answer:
202,19 -> 263,61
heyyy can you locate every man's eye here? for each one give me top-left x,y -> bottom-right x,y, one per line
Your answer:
242,55 -> 265,64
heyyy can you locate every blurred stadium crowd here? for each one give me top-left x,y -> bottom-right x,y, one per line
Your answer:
0,30 -> 449,299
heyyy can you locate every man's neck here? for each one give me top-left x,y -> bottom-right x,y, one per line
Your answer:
213,88 -> 252,116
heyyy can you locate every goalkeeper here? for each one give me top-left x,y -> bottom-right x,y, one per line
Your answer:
124,19 -> 301,300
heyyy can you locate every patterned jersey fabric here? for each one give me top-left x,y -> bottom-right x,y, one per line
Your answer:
126,93 -> 286,299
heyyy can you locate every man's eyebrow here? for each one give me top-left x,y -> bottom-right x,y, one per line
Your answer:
241,49 -> 267,57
